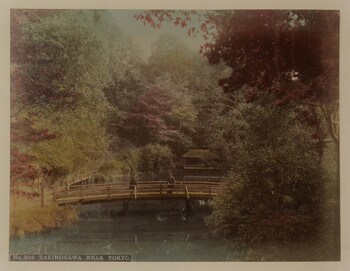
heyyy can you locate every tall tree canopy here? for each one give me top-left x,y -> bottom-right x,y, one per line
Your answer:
10,10 -> 142,182
135,10 -> 340,258
136,10 -> 339,146
204,11 -> 339,146
141,34 -> 230,151
123,85 -> 177,145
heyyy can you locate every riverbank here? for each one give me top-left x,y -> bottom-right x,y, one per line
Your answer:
10,205 -> 78,238
10,186 -> 79,238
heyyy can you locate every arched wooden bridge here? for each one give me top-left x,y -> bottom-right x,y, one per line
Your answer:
53,180 -> 223,206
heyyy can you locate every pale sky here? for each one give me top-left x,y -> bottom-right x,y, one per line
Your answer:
108,10 -> 205,58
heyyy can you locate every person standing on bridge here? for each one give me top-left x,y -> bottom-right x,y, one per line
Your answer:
167,173 -> 176,194
129,174 -> 138,189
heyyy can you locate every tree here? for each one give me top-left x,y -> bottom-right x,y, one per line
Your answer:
167,91 -> 198,155
29,88 -> 111,179
139,144 -> 174,180
11,10 -> 109,116
204,10 -> 339,147
10,10 -> 132,183
143,34 -> 201,85
101,17 -> 145,151
10,10 -> 65,187
10,10 -> 66,110
136,10 -> 339,148
152,73 -> 199,155
10,118 -> 57,186
136,9 -> 339,259
141,35 -> 230,150
122,85 -> 177,145
206,103 -> 326,248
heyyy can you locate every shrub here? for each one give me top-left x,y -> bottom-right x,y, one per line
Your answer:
139,144 -> 174,180
206,105 -> 326,246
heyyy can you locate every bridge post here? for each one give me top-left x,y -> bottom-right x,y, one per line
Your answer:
185,199 -> 192,215
123,200 -> 129,216
185,185 -> 189,199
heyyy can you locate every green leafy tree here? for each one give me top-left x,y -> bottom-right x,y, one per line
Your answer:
207,102 -> 326,247
142,35 -> 230,150
136,10 -> 339,150
139,144 -> 174,180
11,10 -> 137,182
30,88 -> 111,178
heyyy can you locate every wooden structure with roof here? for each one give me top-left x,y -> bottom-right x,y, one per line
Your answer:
181,149 -> 223,181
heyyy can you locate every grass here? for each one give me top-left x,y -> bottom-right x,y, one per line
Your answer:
10,184 -> 79,238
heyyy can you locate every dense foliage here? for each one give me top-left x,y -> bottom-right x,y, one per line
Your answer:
137,10 -> 339,148
10,10 -> 226,184
139,144 -> 174,180
206,102 -> 325,245
11,9 -> 339,260
135,9 -> 339,259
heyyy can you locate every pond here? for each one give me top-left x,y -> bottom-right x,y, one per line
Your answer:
9,200 -> 239,261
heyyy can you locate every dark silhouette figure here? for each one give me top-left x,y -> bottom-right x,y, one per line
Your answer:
129,175 -> 138,189
167,174 -> 176,194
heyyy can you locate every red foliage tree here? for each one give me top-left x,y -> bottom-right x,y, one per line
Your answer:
10,118 -> 57,188
207,11 -> 339,150
135,10 -> 339,147
10,10 -> 67,192
123,86 -> 177,145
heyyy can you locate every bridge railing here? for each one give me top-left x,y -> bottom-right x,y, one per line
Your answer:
61,180 -> 222,190
58,171 -> 126,189
53,181 -> 223,204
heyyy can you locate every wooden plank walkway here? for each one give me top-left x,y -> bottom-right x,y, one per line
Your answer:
53,181 -> 223,205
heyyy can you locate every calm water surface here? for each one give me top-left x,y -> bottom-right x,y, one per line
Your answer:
10,201 -> 238,261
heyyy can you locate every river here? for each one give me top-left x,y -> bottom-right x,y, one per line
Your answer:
9,200 -> 239,261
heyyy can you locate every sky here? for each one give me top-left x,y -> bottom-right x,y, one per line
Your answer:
108,10 -> 205,58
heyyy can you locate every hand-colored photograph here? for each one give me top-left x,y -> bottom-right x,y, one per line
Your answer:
9,9 -> 340,261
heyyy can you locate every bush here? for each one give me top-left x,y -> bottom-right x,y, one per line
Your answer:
114,148 -> 141,175
139,144 -> 174,180
206,105 -> 326,246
